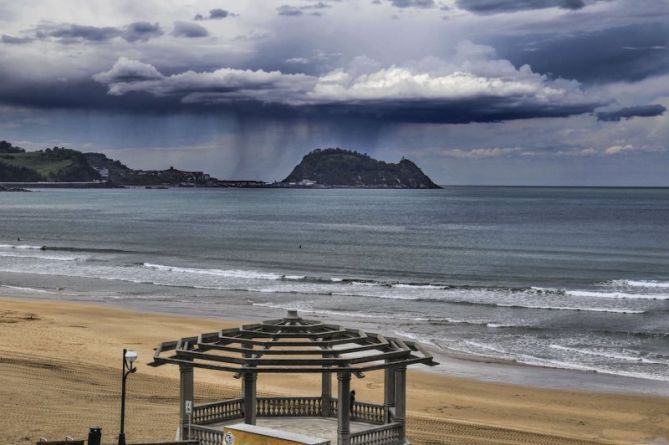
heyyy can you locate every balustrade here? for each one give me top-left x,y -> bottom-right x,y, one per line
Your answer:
192,399 -> 244,425
351,401 -> 386,425
191,396 -> 395,445
256,397 -> 323,417
350,423 -> 402,445
189,425 -> 224,445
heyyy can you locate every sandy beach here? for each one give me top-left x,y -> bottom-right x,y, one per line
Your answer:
0,297 -> 667,445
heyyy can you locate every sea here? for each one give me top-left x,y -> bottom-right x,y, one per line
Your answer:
1,187 -> 668,393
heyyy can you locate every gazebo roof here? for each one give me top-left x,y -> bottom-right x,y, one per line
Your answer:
149,310 -> 438,373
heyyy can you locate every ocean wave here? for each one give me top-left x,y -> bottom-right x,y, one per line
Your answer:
428,319 -> 667,339
459,341 -> 669,382
251,302 -> 398,320
0,243 -> 134,255
563,289 -> 669,300
495,303 -> 645,314
44,246 -> 134,254
605,279 -> 669,289
0,244 -> 43,250
0,284 -> 57,294
392,330 -> 442,348
142,262 -> 283,280
485,323 -> 520,328
549,345 -> 669,365
0,252 -> 79,261
339,292 -> 646,314
392,283 -> 446,290
426,318 -> 527,329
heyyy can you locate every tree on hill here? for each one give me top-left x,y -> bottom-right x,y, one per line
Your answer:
0,141 -> 26,154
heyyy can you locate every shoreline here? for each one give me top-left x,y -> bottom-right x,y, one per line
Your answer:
3,285 -> 668,397
1,296 -> 668,444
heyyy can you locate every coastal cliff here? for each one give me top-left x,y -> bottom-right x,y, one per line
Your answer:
282,148 -> 440,188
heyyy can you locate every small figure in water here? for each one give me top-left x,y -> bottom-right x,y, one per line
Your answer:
299,244 -> 302,249
17,237 -> 21,242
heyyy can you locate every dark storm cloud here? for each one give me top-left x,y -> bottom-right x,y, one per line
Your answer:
496,23 -> 669,83
87,57 -> 602,123
276,2 -> 335,17
596,104 -> 666,121
305,97 -> 599,123
3,22 -> 163,44
456,0 -> 593,14
1,34 -> 34,44
123,22 -> 163,42
277,5 -> 304,16
171,21 -> 209,38
388,0 -> 436,8
301,2 -> 332,10
194,8 -> 236,20
0,74 -> 182,112
36,23 -> 122,42
207,8 -> 230,19
0,53 -> 602,124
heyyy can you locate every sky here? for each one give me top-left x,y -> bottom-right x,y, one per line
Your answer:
0,0 -> 668,185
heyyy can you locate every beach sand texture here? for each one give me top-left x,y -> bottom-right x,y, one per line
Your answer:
0,298 -> 667,445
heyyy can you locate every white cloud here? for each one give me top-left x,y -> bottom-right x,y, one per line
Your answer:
605,144 -> 633,155
93,45 -> 599,122
440,147 -> 523,158
604,144 -> 665,156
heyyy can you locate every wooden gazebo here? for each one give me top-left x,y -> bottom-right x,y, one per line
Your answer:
149,310 -> 437,445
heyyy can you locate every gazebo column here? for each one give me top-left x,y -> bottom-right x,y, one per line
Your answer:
243,370 -> 257,425
337,370 -> 351,445
394,365 -> 407,444
178,364 -> 194,440
384,363 -> 396,422
322,360 -> 332,416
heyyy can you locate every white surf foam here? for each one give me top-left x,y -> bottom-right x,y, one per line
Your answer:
142,263 -> 283,280
283,275 -> 306,280
607,279 -> 669,289
496,303 -> 645,314
0,252 -> 79,261
549,345 -> 669,365
392,283 -> 445,290
392,330 -> 441,348
0,284 -> 56,294
565,289 -> 669,300
251,302 -> 396,319
460,341 -> 669,382
0,244 -> 43,250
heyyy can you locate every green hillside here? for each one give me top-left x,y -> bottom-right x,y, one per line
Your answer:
0,141 -> 101,182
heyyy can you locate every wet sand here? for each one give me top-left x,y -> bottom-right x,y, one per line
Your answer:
0,297 -> 667,444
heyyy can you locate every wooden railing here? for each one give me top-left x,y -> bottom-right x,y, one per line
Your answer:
192,399 -> 244,425
189,426 -> 224,445
256,397 -> 323,417
351,401 -> 386,425
350,423 -> 402,445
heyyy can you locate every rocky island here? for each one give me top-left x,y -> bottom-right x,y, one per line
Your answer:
281,148 -> 440,188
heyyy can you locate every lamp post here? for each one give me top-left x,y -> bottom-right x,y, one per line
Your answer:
118,349 -> 138,445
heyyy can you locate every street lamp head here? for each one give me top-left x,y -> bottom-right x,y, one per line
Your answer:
125,350 -> 138,364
